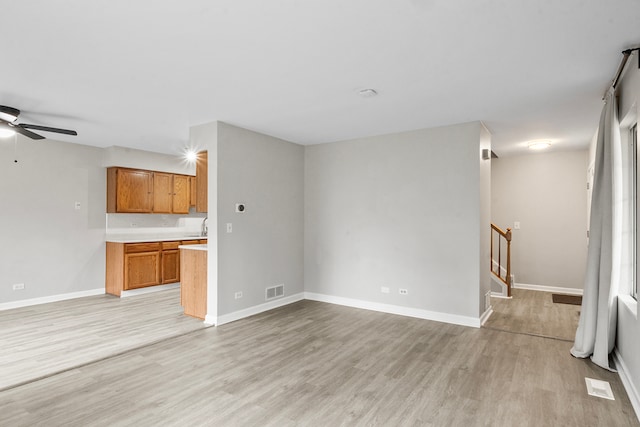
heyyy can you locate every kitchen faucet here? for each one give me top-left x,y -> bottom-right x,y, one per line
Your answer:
201,216 -> 208,237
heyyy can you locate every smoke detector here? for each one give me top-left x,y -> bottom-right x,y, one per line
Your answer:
358,88 -> 378,98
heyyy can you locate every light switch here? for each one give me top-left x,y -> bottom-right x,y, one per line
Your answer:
74,201 -> 81,210
514,221 -> 520,230
226,223 -> 233,233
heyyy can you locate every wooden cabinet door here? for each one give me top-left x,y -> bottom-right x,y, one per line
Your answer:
161,249 -> 180,284
172,174 -> 190,214
114,168 -> 153,213
153,172 -> 173,213
196,151 -> 208,213
124,251 -> 161,290
189,176 -> 197,207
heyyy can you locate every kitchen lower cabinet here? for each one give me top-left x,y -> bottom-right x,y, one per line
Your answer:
125,250 -> 161,289
160,241 -> 180,284
106,239 -> 204,296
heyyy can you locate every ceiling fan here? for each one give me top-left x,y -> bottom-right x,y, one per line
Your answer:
0,105 -> 77,140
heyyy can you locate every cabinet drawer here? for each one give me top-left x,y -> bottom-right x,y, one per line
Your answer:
125,242 -> 161,253
161,241 -> 181,250
180,240 -> 201,245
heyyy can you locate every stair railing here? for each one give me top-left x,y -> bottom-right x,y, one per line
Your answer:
490,223 -> 512,297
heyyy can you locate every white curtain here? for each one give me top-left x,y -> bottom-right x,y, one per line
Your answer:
571,89 -> 622,371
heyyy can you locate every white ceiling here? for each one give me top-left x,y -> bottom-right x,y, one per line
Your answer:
2,1 -> 639,157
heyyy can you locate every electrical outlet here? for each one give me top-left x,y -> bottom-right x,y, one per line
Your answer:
514,221 -> 521,230
235,291 -> 243,299
399,288 -> 408,295
381,286 -> 390,294
226,223 -> 233,233
74,201 -> 81,210
12,283 -> 25,291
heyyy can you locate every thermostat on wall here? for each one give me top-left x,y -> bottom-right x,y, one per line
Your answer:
235,203 -> 245,213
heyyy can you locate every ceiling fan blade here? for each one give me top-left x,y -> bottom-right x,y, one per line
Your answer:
0,105 -> 20,122
20,123 -> 77,136
12,124 -> 45,140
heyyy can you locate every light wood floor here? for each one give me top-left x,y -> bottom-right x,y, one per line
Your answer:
483,288 -> 581,341
0,288 -> 205,391
1,297 -> 638,426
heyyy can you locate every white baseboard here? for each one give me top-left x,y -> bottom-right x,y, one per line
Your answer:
304,292 -> 481,328
204,314 -> 216,326
480,307 -> 493,326
216,292 -> 305,326
613,349 -> 640,422
120,283 -> 180,298
513,283 -> 583,295
0,288 -> 105,311
490,292 -> 512,299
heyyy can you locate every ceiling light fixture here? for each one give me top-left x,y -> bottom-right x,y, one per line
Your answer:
185,149 -> 198,163
528,140 -> 551,150
358,88 -> 378,98
0,127 -> 16,138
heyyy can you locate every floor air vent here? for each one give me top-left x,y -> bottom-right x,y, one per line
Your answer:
585,378 -> 615,400
266,284 -> 284,300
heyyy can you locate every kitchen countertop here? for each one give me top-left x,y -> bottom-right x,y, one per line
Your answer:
179,244 -> 207,251
106,234 -> 208,243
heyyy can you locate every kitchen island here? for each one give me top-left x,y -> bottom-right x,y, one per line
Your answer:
179,244 -> 207,319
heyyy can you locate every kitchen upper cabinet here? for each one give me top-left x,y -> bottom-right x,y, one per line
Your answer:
153,172 -> 173,213
107,167 -> 193,214
172,174 -> 190,214
189,176 -> 197,207
107,168 -> 153,213
196,151 -> 207,213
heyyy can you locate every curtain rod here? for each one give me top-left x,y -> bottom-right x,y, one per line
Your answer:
604,47 -> 640,99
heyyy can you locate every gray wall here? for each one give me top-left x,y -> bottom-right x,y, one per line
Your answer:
615,51 -> 640,412
304,122 -> 487,319
0,137 -> 106,303
189,121 -> 219,321
479,125 -> 492,313
491,151 -> 588,290
103,146 -> 195,175
216,123 -> 304,316
1,139 -> 205,305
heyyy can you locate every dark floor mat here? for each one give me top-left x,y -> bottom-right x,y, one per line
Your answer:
552,294 -> 582,305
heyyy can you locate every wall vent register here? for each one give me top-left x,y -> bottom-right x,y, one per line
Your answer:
266,284 -> 284,300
